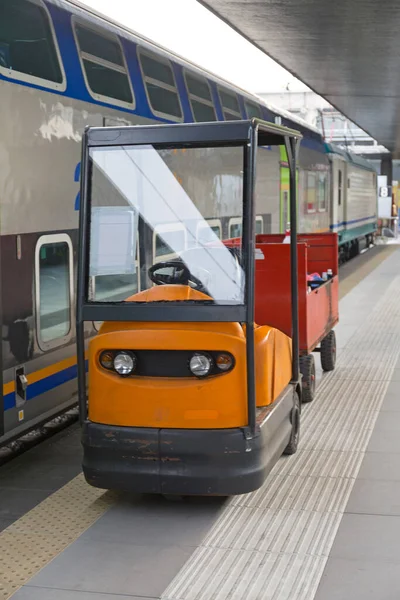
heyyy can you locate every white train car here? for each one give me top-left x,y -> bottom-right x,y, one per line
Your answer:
327,144 -> 377,261
0,0 -> 376,444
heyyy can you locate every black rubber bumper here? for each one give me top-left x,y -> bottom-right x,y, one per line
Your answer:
82,390 -> 293,496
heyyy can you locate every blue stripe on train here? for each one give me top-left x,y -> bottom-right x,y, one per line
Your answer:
3,360 -> 88,412
330,216 -> 376,229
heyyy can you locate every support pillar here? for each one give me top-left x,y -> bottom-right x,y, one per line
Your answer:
381,154 -> 393,184
380,154 -> 397,235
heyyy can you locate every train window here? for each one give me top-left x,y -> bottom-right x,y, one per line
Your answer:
91,240 -> 140,303
338,170 -> 342,206
282,190 -> 289,229
307,172 -> 316,213
318,173 -> 327,212
229,218 -> 262,237
229,218 -> 242,239
0,0 -> 65,89
219,88 -> 242,120
245,101 -> 262,119
185,72 -> 216,122
35,234 -> 73,349
74,23 -> 134,106
153,226 -> 187,262
197,220 -> 222,245
139,49 -> 182,120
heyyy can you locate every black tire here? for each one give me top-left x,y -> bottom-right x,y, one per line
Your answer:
283,391 -> 300,455
320,330 -> 336,372
300,354 -> 316,403
350,239 -> 359,259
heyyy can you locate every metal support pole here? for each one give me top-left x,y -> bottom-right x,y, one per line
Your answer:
285,136 -> 300,384
76,129 -> 90,424
243,129 -> 257,435
381,154 -> 393,187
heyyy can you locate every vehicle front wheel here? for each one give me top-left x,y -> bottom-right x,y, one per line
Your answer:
320,330 -> 336,372
283,390 -> 300,455
300,354 -> 316,403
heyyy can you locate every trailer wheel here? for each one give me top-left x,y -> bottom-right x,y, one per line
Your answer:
300,354 -> 316,403
283,391 -> 300,455
320,330 -> 336,372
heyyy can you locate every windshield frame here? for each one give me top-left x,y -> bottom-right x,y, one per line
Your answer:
76,119 -> 303,432
77,120 -> 300,324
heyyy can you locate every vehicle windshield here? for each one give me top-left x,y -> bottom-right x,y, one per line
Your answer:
88,143 -> 246,305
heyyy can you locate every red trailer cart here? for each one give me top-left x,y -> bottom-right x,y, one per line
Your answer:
252,232 -> 339,403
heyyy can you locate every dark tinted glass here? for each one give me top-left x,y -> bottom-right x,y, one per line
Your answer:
191,99 -> 216,122
76,25 -> 124,66
224,111 -> 241,121
220,89 -> 240,113
83,59 -> 133,103
147,83 -> 182,118
245,101 -> 262,119
0,0 -> 63,83
140,52 -> 174,86
186,74 -> 212,101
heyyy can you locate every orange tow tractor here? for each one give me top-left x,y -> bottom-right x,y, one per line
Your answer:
76,119 -> 303,495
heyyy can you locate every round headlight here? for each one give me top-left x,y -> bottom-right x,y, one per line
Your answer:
100,351 -> 114,370
216,353 -> 233,372
114,352 -> 136,376
189,353 -> 212,377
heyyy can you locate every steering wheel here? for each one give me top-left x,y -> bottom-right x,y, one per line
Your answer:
148,260 -> 208,293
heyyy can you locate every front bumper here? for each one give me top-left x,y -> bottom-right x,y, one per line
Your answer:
82,387 -> 294,496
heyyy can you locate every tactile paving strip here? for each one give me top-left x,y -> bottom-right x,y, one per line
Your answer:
0,475 -> 116,599
163,257 -> 400,600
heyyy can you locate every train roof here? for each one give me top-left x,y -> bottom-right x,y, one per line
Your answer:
325,142 -> 377,172
57,0 -> 320,138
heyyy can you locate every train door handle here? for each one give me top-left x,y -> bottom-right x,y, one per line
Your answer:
15,367 -> 28,408
17,374 -> 28,392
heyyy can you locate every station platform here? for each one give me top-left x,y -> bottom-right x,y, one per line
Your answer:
1,244 -> 400,600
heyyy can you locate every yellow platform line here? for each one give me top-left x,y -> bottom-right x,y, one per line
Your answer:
0,475 -> 117,599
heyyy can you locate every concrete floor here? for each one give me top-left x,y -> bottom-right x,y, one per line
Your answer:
1,246 -> 400,600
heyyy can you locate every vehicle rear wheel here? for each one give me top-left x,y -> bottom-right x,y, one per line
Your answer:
320,330 -> 336,372
300,354 -> 316,403
283,390 -> 300,455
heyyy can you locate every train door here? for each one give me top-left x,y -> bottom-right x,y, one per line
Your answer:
280,166 -> 299,232
280,167 -> 289,232
0,267 -> 3,437
331,159 -> 345,236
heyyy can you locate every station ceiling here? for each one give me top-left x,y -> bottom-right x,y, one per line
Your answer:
200,0 -> 400,156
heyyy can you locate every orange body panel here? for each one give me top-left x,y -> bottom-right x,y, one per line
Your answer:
270,328 -> 293,399
88,287 -> 292,429
126,285 -> 212,302
89,324 -> 247,429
